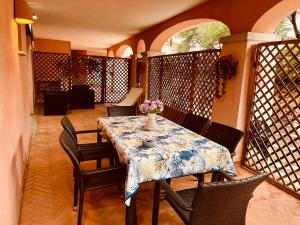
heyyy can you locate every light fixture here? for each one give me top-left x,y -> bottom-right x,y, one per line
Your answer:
14,0 -> 34,24
32,14 -> 38,21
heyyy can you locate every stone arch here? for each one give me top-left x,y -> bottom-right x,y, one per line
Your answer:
252,0 -> 300,33
136,39 -> 146,54
116,45 -> 133,58
149,18 -> 229,52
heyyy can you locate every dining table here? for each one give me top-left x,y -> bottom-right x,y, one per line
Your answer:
97,115 -> 236,225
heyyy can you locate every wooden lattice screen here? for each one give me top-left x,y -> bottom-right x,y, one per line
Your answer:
244,40 -> 300,198
33,52 -> 131,104
69,55 -> 103,102
148,50 -> 220,123
33,52 -> 69,103
105,57 -> 131,103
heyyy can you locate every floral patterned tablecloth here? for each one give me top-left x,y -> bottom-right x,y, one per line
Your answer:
97,115 -> 236,205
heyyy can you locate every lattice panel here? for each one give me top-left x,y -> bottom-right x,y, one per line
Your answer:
70,55 -> 103,103
33,53 -> 131,104
191,50 -> 220,118
148,57 -> 161,101
148,50 -> 220,123
244,40 -> 300,197
33,52 -> 69,103
105,57 -> 131,103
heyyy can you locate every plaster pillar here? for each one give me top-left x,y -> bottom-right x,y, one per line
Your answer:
130,54 -> 139,88
211,32 -> 279,161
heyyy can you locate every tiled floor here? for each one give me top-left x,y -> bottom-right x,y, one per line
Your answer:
20,105 -> 300,225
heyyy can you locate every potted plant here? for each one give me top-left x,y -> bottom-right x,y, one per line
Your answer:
215,55 -> 238,98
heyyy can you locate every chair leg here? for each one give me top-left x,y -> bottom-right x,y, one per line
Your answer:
165,178 -> 171,185
97,132 -> 102,143
73,177 -> 78,210
96,159 -> 102,168
195,173 -> 205,186
109,157 -> 115,166
77,188 -> 85,225
211,172 -> 224,182
152,182 -> 160,225
211,172 -> 218,182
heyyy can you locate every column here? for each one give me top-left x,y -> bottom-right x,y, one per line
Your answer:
129,54 -> 139,88
211,32 -> 278,161
140,51 -> 163,100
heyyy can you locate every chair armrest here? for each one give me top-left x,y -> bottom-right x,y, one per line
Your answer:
158,180 -> 193,212
77,142 -> 113,150
75,129 -> 102,134
81,165 -> 126,175
81,165 -> 126,189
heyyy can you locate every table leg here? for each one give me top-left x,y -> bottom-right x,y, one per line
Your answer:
125,195 -> 137,225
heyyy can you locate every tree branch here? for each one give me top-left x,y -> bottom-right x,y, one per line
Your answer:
288,11 -> 300,39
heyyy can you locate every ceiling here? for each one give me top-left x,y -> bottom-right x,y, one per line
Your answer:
28,0 -> 207,51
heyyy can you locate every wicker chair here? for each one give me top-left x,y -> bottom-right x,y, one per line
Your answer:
107,106 -> 137,117
161,105 -> 185,124
204,122 -> 244,158
181,113 -> 210,134
152,171 -> 268,225
193,122 -> 244,183
59,130 -> 126,225
61,116 -> 115,168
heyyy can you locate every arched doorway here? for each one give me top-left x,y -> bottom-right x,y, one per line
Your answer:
160,20 -> 230,54
116,45 -> 133,58
150,18 -> 230,52
252,0 -> 300,33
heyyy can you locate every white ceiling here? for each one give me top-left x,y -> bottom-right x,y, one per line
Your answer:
28,0 -> 207,51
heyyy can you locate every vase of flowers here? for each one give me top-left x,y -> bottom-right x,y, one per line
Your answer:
139,100 -> 164,131
215,55 -> 238,98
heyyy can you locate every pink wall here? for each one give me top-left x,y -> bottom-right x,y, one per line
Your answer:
0,0 -> 33,224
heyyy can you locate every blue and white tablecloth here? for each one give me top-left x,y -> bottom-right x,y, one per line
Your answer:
97,115 -> 236,205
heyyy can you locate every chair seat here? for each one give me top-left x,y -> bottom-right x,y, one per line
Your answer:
166,188 -> 197,224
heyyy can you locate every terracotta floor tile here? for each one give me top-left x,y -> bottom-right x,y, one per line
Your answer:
20,105 -> 300,225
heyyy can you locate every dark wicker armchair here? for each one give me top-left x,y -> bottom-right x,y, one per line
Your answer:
59,130 -> 126,225
181,113 -> 210,134
194,122 -> 244,183
152,171 -> 268,225
107,106 -> 137,117
204,122 -> 244,158
61,116 -> 115,168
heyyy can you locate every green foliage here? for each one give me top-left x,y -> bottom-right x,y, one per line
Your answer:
274,10 -> 300,40
172,21 -> 230,53
275,19 -> 291,40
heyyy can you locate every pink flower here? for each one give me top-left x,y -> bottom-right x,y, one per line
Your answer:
139,99 -> 164,114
